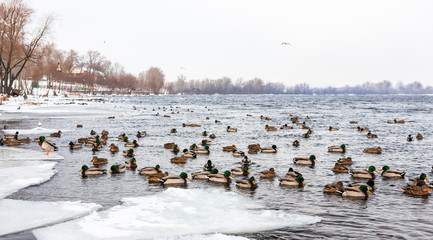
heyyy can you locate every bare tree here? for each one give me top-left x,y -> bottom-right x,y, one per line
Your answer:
144,67 -> 165,94
0,0 -> 53,95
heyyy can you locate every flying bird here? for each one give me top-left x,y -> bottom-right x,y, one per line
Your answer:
281,42 -> 291,45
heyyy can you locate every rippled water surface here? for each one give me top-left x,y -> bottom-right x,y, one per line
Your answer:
1,94 -> 433,239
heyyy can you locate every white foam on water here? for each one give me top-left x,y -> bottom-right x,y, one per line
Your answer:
33,188 -> 321,240
3,127 -> 67,135
0,161 -> 57,199
0,147 -> 64,161
0,199 -> 101,236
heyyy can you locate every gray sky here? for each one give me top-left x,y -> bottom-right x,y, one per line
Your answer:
31,0 -> 433,87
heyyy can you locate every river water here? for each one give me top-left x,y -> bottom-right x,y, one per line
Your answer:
1,94 -> 433,239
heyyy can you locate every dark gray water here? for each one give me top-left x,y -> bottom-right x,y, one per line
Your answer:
1,94 -> 433,239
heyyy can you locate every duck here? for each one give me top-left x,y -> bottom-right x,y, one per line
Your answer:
260,115 -> 272,120
109,144 -> 119,153
124,140 -> 139,147
50,131 -> 62,137
125,158 -> 137,169
91,156 -> 108,165
293,155 -> 317,166
209,133 -> 216,139
208,170 -> 234,183
137,131 -> 147,138
280,124 -> 293,129
408,173 -> 429,186
160,172 -> 190,186
201,139 -> 211,145
416,133 -> 423,140
118,133 -> 127,141
90,130 -> 96,135
366,132 -> 378,138
280,175 -> 305,187
232,165 -> 250,176
195,145 -> 210,154
37,136 -> 58,155
236,176 -> 258,189
357,126 -> 370,133
192,168 -> 218,180
18,137 -> 31,143
302,132 -> 310,138
171,144 -> 180,154
332,163 -> 348,173
337,157 -> 353,165
182,149 -> 197,158
101,130 -> 109,136
260,168 -> 276,178
0,138 -> 4,146
147,172 -> 169,183
203,160 -> 215,171
5,139 -> 21,146
248,144 -> 261,151
123,148 -> 135,157
380,165 -> 405,178
348,179 -> 377,191
78,138 -> 88,143
189,143 -> 198,150
241,156 -> 252,166
232,149 -> 245,157
215,120 -> 221,123
407,135 -> 414,142
328,144 -> 347,153
363,146 -> 382,154
170,156 -> 187,164
349,121 -> 358,124
226,126 -> 237,132
292,140 -> 300,147
91,143 -> 102,152
223,145 -> 237,152
164,142 -> 175,149
350,166 -> 378,179
323,181 -> 345,194
101,135 -> 108,140
387,119 -> 404,124
79,165 -> 106,176
5,131 -> 19,139
283,168 -> 302,179
110,164 -> 126,174
339,185 -> 371,200
402,185 -> 432,196
329,126 -> 339,131
261,145 -> 277,153
202,131 -> 208,136
265,125 -> 277,131
140,165 -> 162,176
171,128 -> 177,133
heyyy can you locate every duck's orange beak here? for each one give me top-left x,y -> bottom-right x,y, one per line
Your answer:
186,177 -> 191,181
230,174 -> 235,178
374,185 -> 377,189
315,159 -> 319,162
78,169 -> 82,172
379,169 -> 384,171
425,177 -> 429,181
375,169 -> 379,173
247,170 -> 250,173
302,181 -> 306,185
367,190 -> 372,194
252,180 -> 256,185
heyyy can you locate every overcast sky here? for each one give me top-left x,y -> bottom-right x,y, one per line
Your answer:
30,0 -> 433,87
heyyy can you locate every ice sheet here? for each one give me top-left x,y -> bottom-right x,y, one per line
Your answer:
0,161 -> 57,199
3,127 -> 68,135
0,147 -> 64,161
33,188 -> 321,240
0,199 -> 101,236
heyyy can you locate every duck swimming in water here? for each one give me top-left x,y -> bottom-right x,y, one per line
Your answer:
208,170 -> 234,183
123,148 -> 135,157
350,166 -> 378,179
261,145 -> 277,153
293,155 -> 317,166
232,165 -> 250,176
140,165 -> 162,176
236,176 -> 258,189
68,141 -> 82,149
260,168 -> 276,178
380,166 -> 405,178
339,185 -> 371,200
160,172 -> 190,186
203,160 -> 215,171
280,175 -> 305,187
348,179 -> 377,192
125,158 -> 137,169
328,144 -> 346,153
110,164 -> 126,174
241,156 -> 251,166
182,149 -> 197,158
79,165 -> 106,176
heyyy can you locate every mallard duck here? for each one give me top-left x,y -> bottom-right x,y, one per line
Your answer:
125,140 -> 139,147
357,126 -> 370,133
192,168 -> 218,180
91,156 -> 108,165
182,149 -> 197,158
328,144 -> 346,153
261,145 -> 277,153
232,165 -> 250,176
380,166 -> 405,178
407,135 -> 414,142
5,131 -> 18,139
232,149 -> 245,157
18,137 -> 31,143
125,158 -> 137,169
349,121 -> 358,124
402,185 -> 432,196
202,131 -> 208,136
123,148 -> 135,157
5,139 -> 21,146
260,168 -> 276,178
171,128 -> 177,133
292,140 -> 300,147
339,185 -> 371,200
170,156 -> 187,164
302,132 -> 310,138
109,144 -> 119,153
91,143 -> 102,152
147,172 -> 169,183
329,126 -> 339,131
0,138 -> 5,146
209,133 -> 216,139
350,166 -> 378,179
260,115 -> 272,120
37,136 -> 58,155
90,130 -> 96,135
101,130 -> 109,135
283,168 -> 302,179
118,133 -> 126,142
348,179 -> 377,191
241,156 -> 252,166
293,155 -> 317,166
265,125 -> 277,131
223,145 -> 237,152
76,124 -> 83,128
323,181 -> 345,194
226,126 -> 237,132
280,124 -> 294,129
164,142 -> 175,149
195,145 -> 210,154
50,131 -> 62,137
161,172 -> 190,186
416,133 -> 423,140
78,138 -> 88,143
332,163 -> 348,173
215,120 -> 221,123
236,176 -> 258,189
79,165 -> 106,176
337,157 -> 353,165
137,131 -> 146,138
280,175 -> 305,187
110,164 -> 126,174
140,165 -> 161,176
201,139 -> 211,145
190,143 -> 198,150
172,144 -> 180,153
208,170 -> 234,183
408,173 -> 429,186
248,144 -> 261,150
363,146 -> 382,154
387,119 -> 404,124
203,160 -> 215,171
101,135 -> 108,140
366,132 -> 378,138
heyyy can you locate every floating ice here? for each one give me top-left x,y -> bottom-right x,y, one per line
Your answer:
0,147 -> 63,161
33,188 -> 321,240
0,161 -> 57,199
0,199 -> 101,236
3,127 -> 67,135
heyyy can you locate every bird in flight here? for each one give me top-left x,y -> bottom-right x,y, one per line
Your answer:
281,42 -> 291,45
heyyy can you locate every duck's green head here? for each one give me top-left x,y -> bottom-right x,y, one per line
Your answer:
249,176 -> 256,185
124,136 -> 128,142
182,123 -> 186,127
366,179 -> 377,189
329,126 -> 332,130
179,172 -> 190,180
224,171 -> 233,178
191,143 -> 197,149
68,141 -> 74,146
294,140 -> 299,143
296,175 -> 305,185
309,155 -> 318,161
128,148 -> 134,154
131,158 -> 136,164
203,131 -> 207,134
96,135 -> 100,139
174,144 -> 179,150
183,149 -> 188,153
201,140 -> 207,144
211,168 -> 219,174
307,129 -> 312,133
172,128 -> 176,131
368,166 -> 378,173
381,166 -> 390,171
340,144 -> 346,150
360,185 -> 372,194
227,126 -> 231,129
204,145 -> 209,150
214,120 -> 218,123
292,120 -> 296,123
133,140 -> 137,144
243,165 -> 250,173
122,133 -> 126,137
79,165 -> 89,172
110,165 -> 118,171
357,126 -> 360,130
420,173 -> 428,181
272,145 -> 277,149
38,136 -> 45,142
